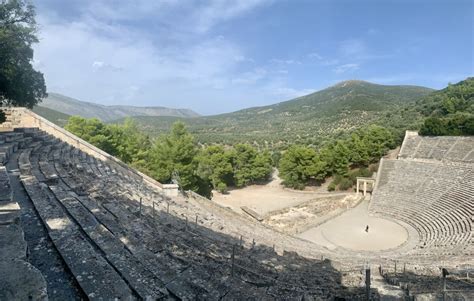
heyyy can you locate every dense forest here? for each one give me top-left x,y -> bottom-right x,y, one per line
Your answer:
417,77 -> 474,135
65,117 -> 273,197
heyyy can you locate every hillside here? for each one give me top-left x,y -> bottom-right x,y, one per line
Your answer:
37,92 -> 200,122
416,77 -> 474,135
115,80 -> 433,146
32,106 -> 71,127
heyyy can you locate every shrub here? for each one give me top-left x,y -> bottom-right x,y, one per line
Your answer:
338,178 -> 353,191
327,181 -> 336,191
369,164 -> 379,173
216,182 -> 227,193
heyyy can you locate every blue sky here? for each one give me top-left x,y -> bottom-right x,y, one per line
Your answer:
33,0 -> 473,115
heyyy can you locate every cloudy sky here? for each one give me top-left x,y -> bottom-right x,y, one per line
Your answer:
33,0 -> 473,115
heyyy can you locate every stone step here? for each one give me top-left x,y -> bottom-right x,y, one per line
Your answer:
0,259 -> 48,300
49,185 -> 169,299
20,176 -> 134,300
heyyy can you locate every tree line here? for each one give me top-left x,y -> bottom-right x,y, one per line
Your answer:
418,78 -> 474,136
66,116 -> 397,194
65,116 -> 273,197
278,125 -> 395,190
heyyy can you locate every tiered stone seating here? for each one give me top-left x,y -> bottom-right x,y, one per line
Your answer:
371,159 -> 473,258
381,265 -> 474,300
3,123 -> 472,299
399,131 -> 474,163
0,161 -> 48,300
8,128 -> 367,299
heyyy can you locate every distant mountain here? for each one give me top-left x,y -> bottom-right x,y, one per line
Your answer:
32,105 -> 71,127
118,80 -> 434,146
36,92 -> 200,122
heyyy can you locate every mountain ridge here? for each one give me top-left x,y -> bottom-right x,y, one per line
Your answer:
36,92 -> 201,121
110,80 -> 435,146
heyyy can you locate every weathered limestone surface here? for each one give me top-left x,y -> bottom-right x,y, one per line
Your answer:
0,259 -> 48,300
21,176 -> 134,300
0,163 -> 49,300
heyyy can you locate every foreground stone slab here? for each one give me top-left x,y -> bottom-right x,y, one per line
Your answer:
0,201 -> 20,225
21,177 -> 134,300
0,223 -> 27,260
0,259 -> 48,300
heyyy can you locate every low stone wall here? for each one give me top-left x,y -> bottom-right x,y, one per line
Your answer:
0,107 -> 178,196
262,194 -> 361,235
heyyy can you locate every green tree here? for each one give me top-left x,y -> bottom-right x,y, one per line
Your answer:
348,133 -> 369,166
279,145 -> 317,189
109,118 -> 151,171
148,122 -> 200,192
231,144 -> 272,187
65,116 -> 117,154
197,145 -> 233,192
0,0 -> 46,115
317,141 -> 350,177
419,117 -> 447,136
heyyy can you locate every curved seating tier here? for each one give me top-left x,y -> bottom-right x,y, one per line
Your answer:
371,159 -> 473,258
399,132 -> 474,163
10,128 -> 370,300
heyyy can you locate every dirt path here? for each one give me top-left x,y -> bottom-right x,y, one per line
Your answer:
212,170 -> 341,215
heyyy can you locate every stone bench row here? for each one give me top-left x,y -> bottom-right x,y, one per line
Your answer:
16,130 -> 352,299
0,161 -> 48,300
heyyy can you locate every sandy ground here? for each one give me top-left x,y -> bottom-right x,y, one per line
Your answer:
297,198 -> 408,251
212,170 -> 339,215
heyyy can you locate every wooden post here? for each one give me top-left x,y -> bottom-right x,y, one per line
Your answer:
185,216 -> 188,231
252,238 -> 255,249
403,263 -> 406,274
365,266 -> 371,301
195,214 -> 198,225
442,274 -> 446,301
394,260 -> 397,274
231,244 -> 236,277
139,197 -> 142,216
152,202 -> 155,217
167,202 -> 169,214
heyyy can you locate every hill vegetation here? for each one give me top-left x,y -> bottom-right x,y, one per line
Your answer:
65,117 -> 273,197
278,125 -> 394,189
38,92 -> 200,122
417,77 -> 474,135
60,78 -> 473,194
32,106 -> 70,126
114,81 -> 433,147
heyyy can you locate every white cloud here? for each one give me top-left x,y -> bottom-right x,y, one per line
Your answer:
32,0 -> 328,114
308,52 -> 323,60
333,63 -> 360,74
270,59 -> 302,65
33,14 -> 247,107
194,0 -> 273,33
